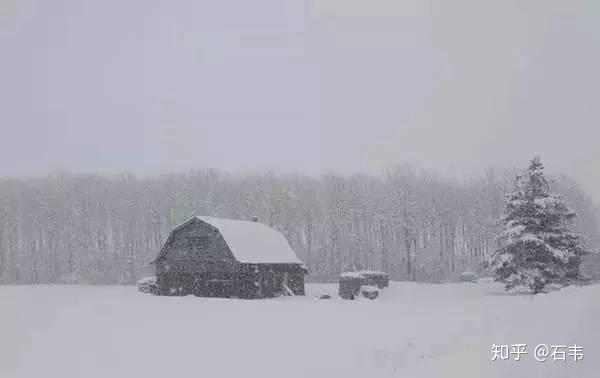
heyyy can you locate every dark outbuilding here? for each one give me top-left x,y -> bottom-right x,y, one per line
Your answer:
338,270 -> 389,300
150,216 -> 307,298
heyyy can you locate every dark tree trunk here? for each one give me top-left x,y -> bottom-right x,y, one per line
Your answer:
404,226 -> 412,280
306,214 -> 312,272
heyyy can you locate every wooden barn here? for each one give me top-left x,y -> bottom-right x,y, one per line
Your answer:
150,216 -> 307,298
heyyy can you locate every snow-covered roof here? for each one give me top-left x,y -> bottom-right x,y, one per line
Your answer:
340,271 -> 363,279
153,216 -> 303,265
137,276 -> 156,284
197,216 -> 302,264
340,270 -> 388,278
357,270 -> 389,276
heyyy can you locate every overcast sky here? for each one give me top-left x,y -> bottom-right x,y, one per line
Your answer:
1,0 -> 599,200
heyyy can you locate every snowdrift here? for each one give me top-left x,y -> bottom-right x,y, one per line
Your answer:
1,281 -> 598,378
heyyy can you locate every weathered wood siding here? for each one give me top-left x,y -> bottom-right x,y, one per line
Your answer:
238,264 -> 306,298
156,219 -> 239,275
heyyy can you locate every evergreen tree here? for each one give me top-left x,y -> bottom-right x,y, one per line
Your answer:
491,157 -> 588,293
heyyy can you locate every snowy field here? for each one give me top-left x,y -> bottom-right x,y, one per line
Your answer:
1,282 -> 598,378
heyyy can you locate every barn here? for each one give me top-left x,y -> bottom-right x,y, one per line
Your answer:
150,216 -> 307,298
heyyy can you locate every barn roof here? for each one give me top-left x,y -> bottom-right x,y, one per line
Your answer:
152,216 -> 304,265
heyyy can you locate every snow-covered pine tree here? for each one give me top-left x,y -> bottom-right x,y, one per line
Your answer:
491,156 -> 588,294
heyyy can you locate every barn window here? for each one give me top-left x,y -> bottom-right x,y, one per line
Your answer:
188,236 -> 210,250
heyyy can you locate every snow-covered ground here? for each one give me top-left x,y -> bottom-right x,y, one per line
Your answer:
1,282 -> 598,378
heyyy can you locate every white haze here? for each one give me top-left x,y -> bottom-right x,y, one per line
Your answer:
1,0 -> 599,200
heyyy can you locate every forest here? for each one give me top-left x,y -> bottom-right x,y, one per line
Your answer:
0,166 -> 598,284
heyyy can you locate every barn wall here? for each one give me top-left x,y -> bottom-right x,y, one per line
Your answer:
156,220 -> 239,275
238,264 -> 307,298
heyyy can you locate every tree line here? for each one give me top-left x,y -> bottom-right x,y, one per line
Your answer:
0,166 -> 598,284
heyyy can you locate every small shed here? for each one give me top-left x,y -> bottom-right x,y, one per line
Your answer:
150,216 -> 307,298
338,270 -> 389,300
